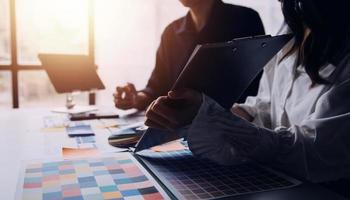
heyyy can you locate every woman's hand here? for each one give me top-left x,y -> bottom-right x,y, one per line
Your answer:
145,89 -> 202,130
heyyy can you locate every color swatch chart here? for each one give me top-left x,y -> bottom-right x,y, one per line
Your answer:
138,150 -> 301,200
19,153 -> 168,200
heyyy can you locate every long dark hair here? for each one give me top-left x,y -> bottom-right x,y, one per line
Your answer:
281,0 -> 350,84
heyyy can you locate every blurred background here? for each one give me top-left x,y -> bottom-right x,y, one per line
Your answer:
0,0 -> 283,109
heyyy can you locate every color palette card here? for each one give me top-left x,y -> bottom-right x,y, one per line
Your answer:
66,124 -> 95,137
17,153 -> 169,200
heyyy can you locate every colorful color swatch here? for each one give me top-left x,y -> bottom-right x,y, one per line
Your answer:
20,153 -> 167,200
62,147 -> 100,159
76,136 -> 96,144
138,150 -> 301,200
151,140 -> 188,152
66,124 -> 95,137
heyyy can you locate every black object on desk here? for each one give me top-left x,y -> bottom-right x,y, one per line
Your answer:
70,113 -> 119,121
135,34 -> 293,153
108,122 -> 146,148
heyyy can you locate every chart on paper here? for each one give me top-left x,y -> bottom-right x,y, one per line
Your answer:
137,150 -> 302,200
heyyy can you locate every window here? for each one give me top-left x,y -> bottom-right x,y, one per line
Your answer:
18,71 -> 88,108
0,71 -> 11,108
15,0 -> 90,107
17,0 -> 89,65
0,0 -> 11,65
0,0 -> 92,108
0,0 -> 11,108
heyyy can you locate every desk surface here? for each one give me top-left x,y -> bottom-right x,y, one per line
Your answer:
0,107 -> 143,199
0,108 -> 346,200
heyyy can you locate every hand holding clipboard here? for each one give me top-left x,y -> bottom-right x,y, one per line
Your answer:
135,34 -> 293,153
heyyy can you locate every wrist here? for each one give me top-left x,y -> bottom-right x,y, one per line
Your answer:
274,127 -> 295,153
135,92 -> 153,110
249,127 -> 294,162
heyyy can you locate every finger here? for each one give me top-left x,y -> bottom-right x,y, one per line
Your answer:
113,92 -> 118,100
114,98 -> 133,107
115,99 -> 134,109
145,109 -> 175,130
115,100 -> 133,108
147,96 -> 168,112
168,89 -> 191,99
116,86 -> 126,98
115,102 -> 132,109
113,91 -> 125,99
117,85 -> 135,98
116,86 -> 125,93
169,89 -> 203,109
126,83 -> 137,94
152,100 -> 179,124
115,103 -> 133,110
145,100 -> 157,115
125,84 -> 137,97
144,119 -> 168,130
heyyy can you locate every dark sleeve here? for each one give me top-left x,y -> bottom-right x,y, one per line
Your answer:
249,10 -> 265,36
235,7 -> 265,37
140,30 -> 172,100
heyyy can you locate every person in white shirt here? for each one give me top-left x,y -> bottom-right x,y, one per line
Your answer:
144,0 -> 350,184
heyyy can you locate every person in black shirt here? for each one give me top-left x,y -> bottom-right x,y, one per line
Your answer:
114,0 -> 265,110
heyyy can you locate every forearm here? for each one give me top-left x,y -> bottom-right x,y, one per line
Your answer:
188,95 -> 291,165
189,95 -> 350,182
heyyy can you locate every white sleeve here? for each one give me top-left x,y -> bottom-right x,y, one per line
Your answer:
188,95 -> 281,166
189,79 -> 350,182
273,79 -> 350,182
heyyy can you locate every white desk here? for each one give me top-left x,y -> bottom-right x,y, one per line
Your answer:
0,107 -> 143,199
0,108 -> 346,200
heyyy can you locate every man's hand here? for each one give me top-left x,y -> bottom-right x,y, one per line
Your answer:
113,83 -> 138,110
145,89 -> 202,130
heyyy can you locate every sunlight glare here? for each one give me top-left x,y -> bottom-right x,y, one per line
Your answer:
18,0 -> 89,60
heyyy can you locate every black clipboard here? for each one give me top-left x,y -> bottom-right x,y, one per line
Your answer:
172,34 -> 293,109
134,34 -> 293,153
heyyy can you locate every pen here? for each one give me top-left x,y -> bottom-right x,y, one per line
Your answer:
70,114 -> 119,121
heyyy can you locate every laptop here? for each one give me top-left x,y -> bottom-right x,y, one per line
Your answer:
39,54 -> 105,93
